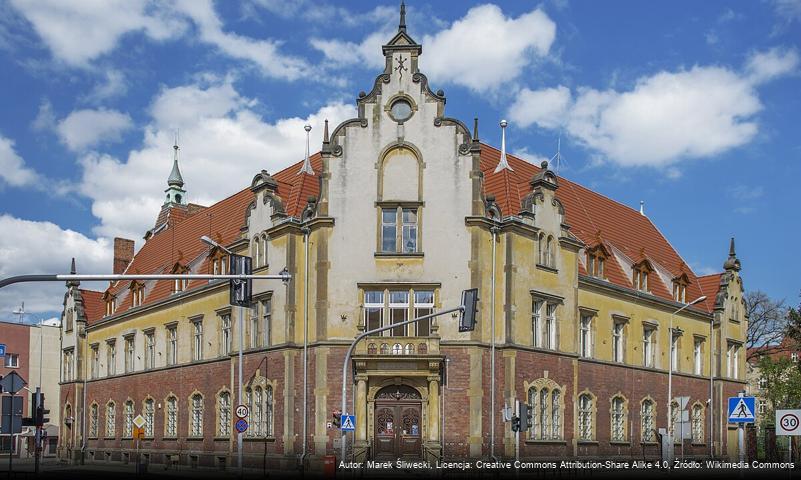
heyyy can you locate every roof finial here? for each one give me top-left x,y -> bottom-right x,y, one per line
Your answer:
729,237 -> 736,256
298,124 -> 314,175
723,236 -> 741,271
494,119 -> 513,173
399,1 -> 407,32
67,257 -> 80,287
639,200 -> 645,216
70,257 -> 76,274
323,119 -> 330,144
473,117 -> 479,142
168,132 -> 184,187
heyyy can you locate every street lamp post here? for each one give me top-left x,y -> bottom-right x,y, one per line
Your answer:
666,295 -> 706,465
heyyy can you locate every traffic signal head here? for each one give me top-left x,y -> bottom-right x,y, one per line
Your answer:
511,415 -> 520,432
34,393 -> 49,426
520,403 -> 533,432
332,410 -> 341,428
459,288 -> 479,332
228,254 -> 253,307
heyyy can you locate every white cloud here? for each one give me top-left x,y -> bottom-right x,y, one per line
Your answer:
83,69 -> 128,103
744,47 -> 800,84
508,48 -> 798,167
56,108 -> 134,152
310,29 -> 390,70
31,99 -> 55,131
9,0 -> 185,66
420,5 -> 556,91
508,86 -> 571,130
78,76 -> 355,241
0,214 -> 112,314
0,135 -> 37,187
773,0 -> 801,22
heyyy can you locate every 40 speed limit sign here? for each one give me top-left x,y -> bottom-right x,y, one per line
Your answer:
776,409 -> 801,435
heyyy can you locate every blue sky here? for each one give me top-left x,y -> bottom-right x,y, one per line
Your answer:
0,0 -> 799,322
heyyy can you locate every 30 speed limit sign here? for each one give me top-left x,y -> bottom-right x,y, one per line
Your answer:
236,404 -> 249,419
777,409 -> 801,435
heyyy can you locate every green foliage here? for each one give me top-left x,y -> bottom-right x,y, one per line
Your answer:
758,355 -> 801,425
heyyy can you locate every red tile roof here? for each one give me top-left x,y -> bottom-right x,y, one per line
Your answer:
697,274 -> 723,312
480,144 -> 719,313
79,289 -> 105,324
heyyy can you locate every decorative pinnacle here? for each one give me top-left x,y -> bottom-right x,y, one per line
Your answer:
70,257 -> 76,274
399,1 -> 407,32
723,236 -> 741,271
473,117 -> 479,142
323,119 -> 330,144
639,200 -> 645,216
494,119 -> 513,173
299,124 -> 314,175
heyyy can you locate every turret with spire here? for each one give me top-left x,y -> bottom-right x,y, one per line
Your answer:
723,237 -> 741,271
165,135 -> 187,206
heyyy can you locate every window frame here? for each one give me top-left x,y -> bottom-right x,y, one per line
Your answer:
377,205 -> 421,255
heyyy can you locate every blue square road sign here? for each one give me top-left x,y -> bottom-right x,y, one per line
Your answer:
728,396 -> 756,423
341,414 -> 356,431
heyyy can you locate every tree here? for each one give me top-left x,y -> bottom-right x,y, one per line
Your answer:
746,290 -> 789,360
757,356 -> 801,424
784,293 -> 801,370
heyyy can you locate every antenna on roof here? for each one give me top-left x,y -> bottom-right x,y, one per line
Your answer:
494,120 -> 513,173
639,200 -> 645,216
549,135 -> 562,175
12,301 -> 24,324
298,124 -> 314,175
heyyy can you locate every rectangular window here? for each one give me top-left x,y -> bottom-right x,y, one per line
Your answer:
532,300 -> 543,347
166,326 -> 177,366
726,343 -> 741,378
61,349 -> 73,381
413,290 -> 434,336
144,332 -> 155,369
580,315 -> 593,358
643,327 -> 655,367
365,290 -> 384,333
250,305 -> 260,349
262,299 -> 272,347
381,208 -> 397,252
380,207 -> 419,253
694,338 -> 703,375
193,320 -> 203,361
612,321 -> 625,363
759,400 -> 766,414
545,304 -> 557,350
389,291 -> 409,336
124,336 -> 135,373
107,341 -> 116,375
220,314 -> 232,356
4,353 -> 19,368
91,345 -> 99,379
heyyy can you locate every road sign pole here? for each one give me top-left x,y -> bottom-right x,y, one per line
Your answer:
238,303 -> 245,478
738,392 -> 745,465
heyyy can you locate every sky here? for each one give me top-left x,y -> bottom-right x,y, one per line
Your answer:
0,0 -> 799,324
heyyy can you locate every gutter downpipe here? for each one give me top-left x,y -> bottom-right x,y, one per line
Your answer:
490,225 -> 499,461
300,225 -> 311,469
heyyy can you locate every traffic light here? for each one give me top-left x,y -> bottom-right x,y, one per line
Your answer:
459,288 -> 479,332
332,410 -> 341,429
34,392 -> 49,426
30,390 -> 39,418
511,415 -> 520,432
228,254 -> 253,307
519,403 -> 532,432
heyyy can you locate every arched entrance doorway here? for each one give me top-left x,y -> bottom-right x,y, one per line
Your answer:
373,385 -> 422,460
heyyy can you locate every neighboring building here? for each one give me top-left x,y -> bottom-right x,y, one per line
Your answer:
746,338 -> 800,425
57,7 -> 749,472
0,320 -> 61,456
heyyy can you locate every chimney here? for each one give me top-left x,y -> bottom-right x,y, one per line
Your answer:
113,237 -> 135,274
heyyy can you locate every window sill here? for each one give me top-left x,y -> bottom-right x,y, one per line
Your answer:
162,437 -> 178,441
374,252 -> 424,258
640,441 -> 658,446
104,437 -> 115,440
609,441 -> 630,446
244,436 -> 276,443
524,439 -> 566,445
577,440 -> 598,445
186,437 -> 203,441
536,264 -> 558,273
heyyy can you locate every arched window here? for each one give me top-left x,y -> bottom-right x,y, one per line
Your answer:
165,396 -> 178,438
691,404 -> 704,444
537,233 -> 545,265
105,401 -> 116,438
546,236 -> 555,268
253,387 -> 264,436
190,393 -> 204,437
143,398 -> 154,437
252,237 -> 260,267
217,390 -> 231,437
641,398 -> 656,442
611,396 -> 627,442
261,235 -> 268,267
527,379 -> 563,440
265,385 -> 274,437
89,403 -> 99,438
578,393 -> 594,440
123,400 -> 134,437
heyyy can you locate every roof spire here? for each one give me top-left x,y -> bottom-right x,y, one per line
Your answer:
473,117 -> 479,142
399,1 -> 407,32
639,200 -> 645,216
67,257 -> 80,287
168,132 -> 184,187
298,124 -> 314,175
323,119 -> 330,144
494,119 -> 513,173
723,236 -> 741,271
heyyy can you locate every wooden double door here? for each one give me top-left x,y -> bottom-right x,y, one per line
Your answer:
373,400 -> 422,459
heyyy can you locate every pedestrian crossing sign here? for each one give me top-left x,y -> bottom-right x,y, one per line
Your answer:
341,414 -> 356,431
728,396 -> 756,423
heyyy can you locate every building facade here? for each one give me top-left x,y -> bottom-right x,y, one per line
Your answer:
0,320 -> 61,456
57,11 -> 749,472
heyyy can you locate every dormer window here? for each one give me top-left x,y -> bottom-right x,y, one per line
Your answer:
586,246 -> 607,279
130,282 -> 145,308
172,264 -> 190,293
104,293 -> 117,316
672,274 -> 689,303
633,261 -> 652,292
212,254 -> 228,277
